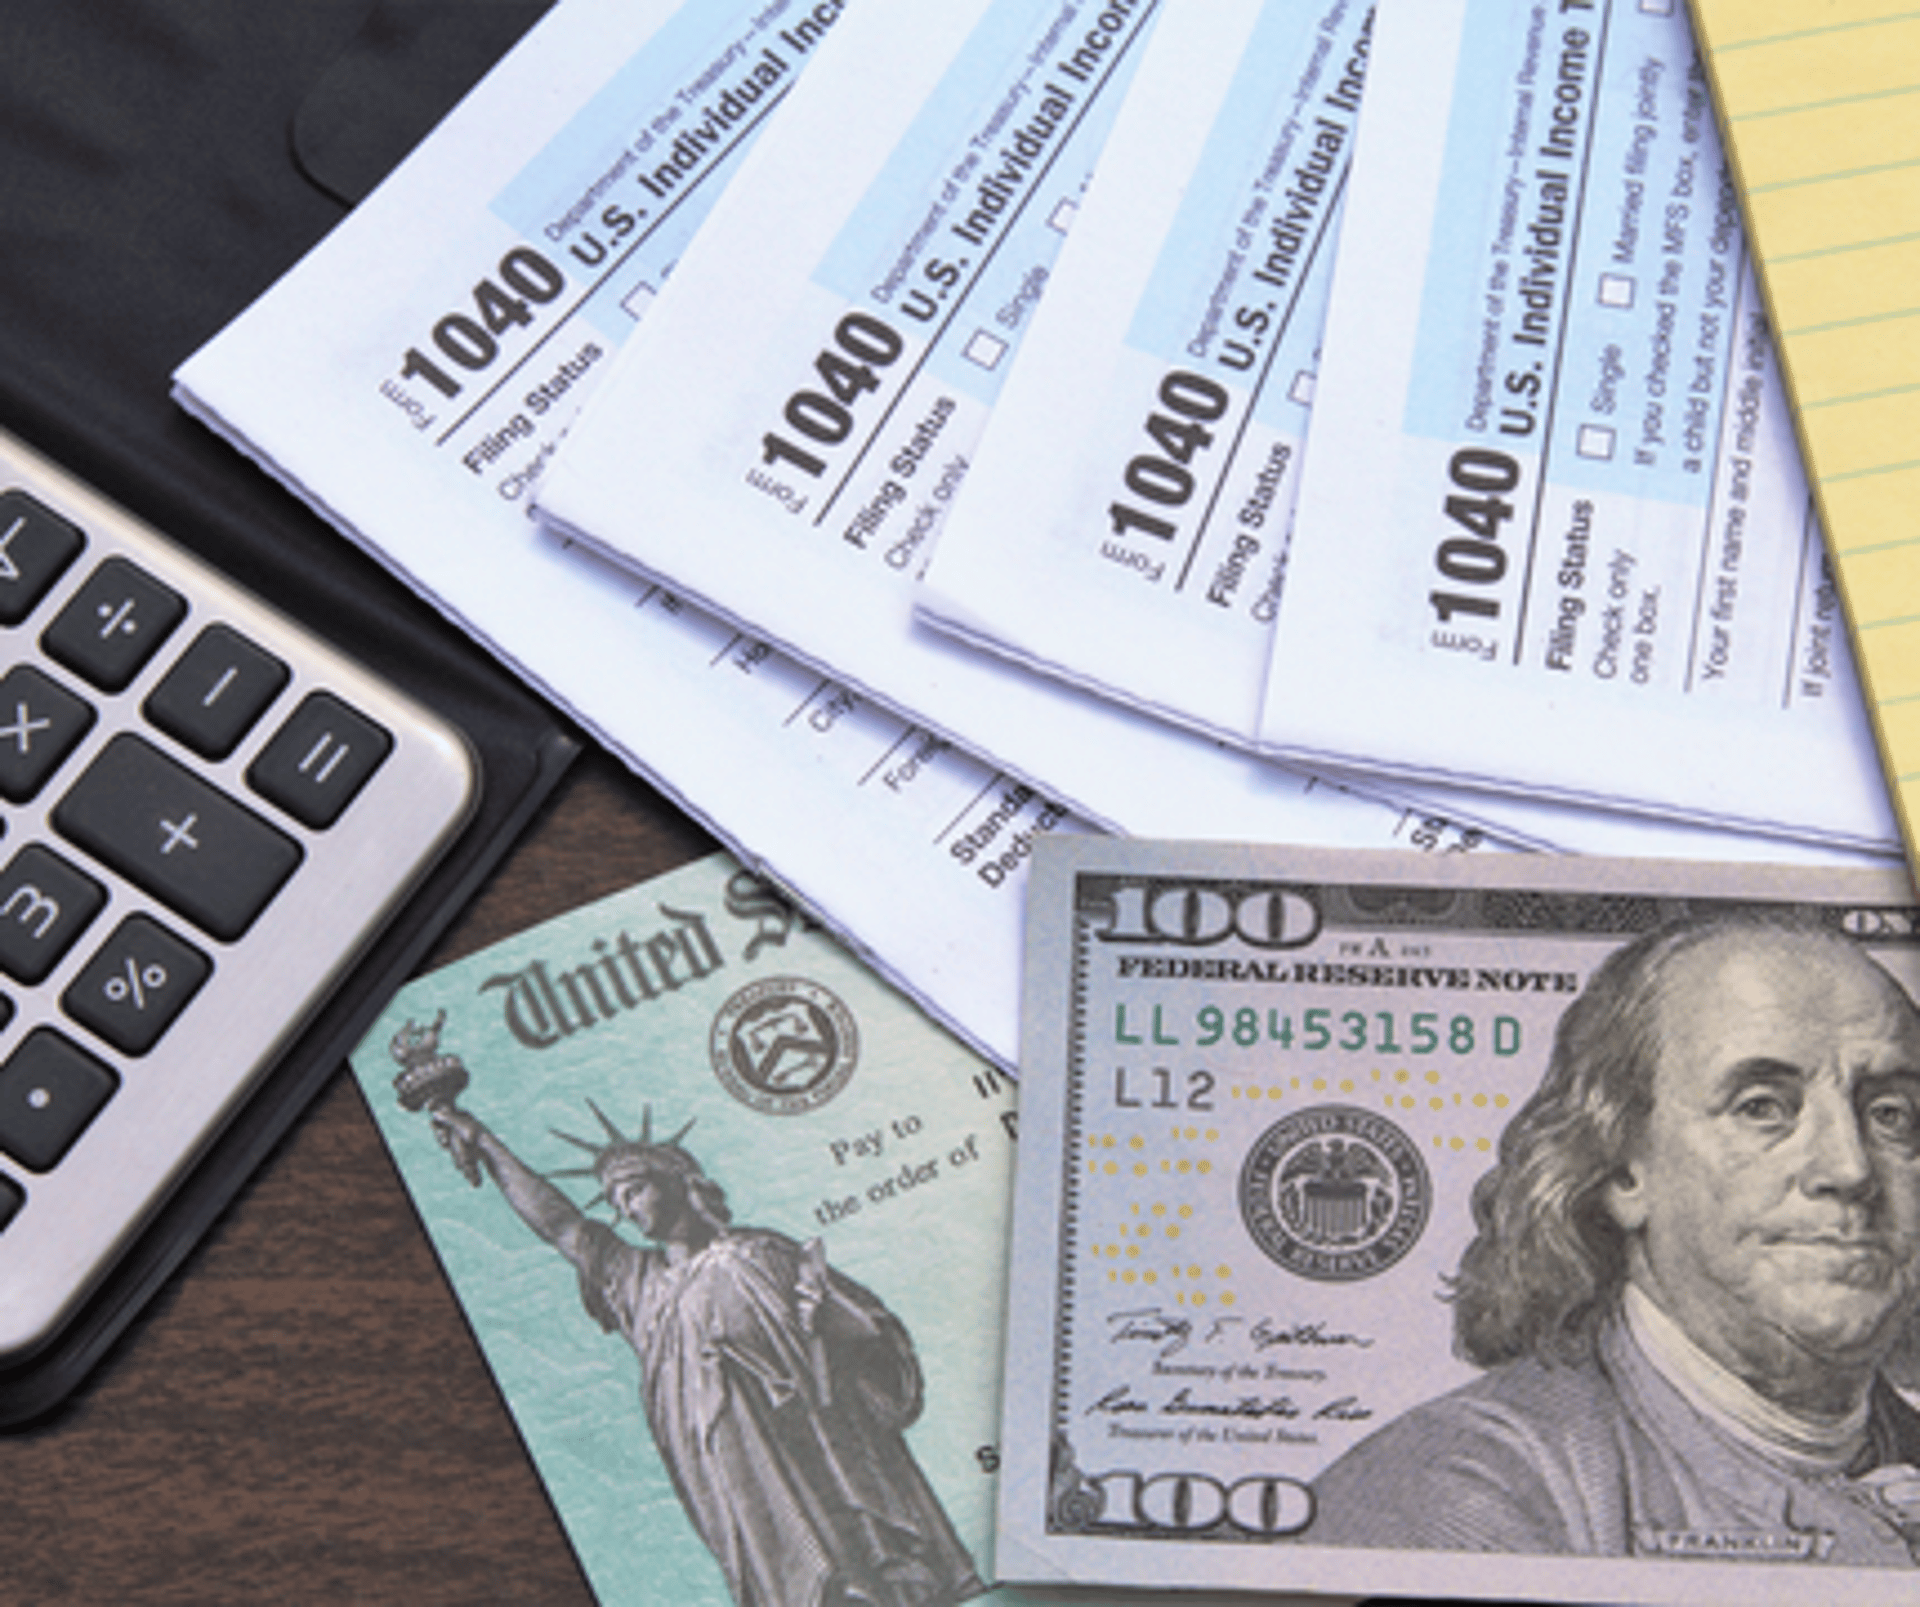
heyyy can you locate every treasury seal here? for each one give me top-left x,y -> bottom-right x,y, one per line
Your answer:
1239,1105 -> 1428,1281
709,976 -> 858,1114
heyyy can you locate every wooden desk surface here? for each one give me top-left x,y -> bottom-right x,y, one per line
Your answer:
5,750 -> 716,1604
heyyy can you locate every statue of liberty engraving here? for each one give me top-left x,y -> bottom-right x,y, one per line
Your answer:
391,1016 -> 985,1607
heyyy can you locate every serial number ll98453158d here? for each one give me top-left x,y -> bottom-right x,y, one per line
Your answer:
1118,1002 -> 1523,1057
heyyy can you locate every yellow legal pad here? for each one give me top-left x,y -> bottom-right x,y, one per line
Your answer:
1690,0 -> 1920,861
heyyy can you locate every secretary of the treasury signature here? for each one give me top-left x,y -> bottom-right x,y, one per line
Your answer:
1106,1306 -> 1374,1360
1311,911 -> 1920,1565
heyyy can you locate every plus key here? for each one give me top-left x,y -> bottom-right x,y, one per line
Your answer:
53,734 -> 301,940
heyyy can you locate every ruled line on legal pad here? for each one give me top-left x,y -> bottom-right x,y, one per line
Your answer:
1691,0 -> 1920,863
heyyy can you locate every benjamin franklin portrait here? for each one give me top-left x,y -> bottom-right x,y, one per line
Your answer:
1311,912 -> 1920,1566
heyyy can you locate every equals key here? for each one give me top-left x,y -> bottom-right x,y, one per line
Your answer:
247,691 -> 392,830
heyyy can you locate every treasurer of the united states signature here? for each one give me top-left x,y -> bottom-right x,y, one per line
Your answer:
1089,1383 -> 1373,1424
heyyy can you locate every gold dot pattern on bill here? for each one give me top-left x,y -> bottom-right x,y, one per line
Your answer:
1081,1147 -> 1234,1306
1109,1202 -> 1235,1306
1362,1066 -> 1511,1153
1083,1125 -> 1219,1179
1232,1072 -> 1363,1101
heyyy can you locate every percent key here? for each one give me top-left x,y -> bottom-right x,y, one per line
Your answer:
63,914 -> 210,1056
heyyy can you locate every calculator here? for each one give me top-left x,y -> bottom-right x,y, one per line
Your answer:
0,428 -> 477,1380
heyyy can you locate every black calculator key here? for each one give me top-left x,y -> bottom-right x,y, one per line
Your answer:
247,691 -> 392,829
0,844 -> 105,984
64,915 -> 211,1057
0,1029 -> 117,1172
0,491 -> 84,626
42,556 -> 186,692
53,734 -> 301,941
0,665 -> 94,803
0,1174 -> 21,1232
144,624 -> 288,760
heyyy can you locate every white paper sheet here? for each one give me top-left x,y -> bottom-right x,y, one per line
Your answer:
534,0 -> 1878,871
918,0 -> 1358,748
171,0 -> 1498,1072
1254,0 -> 1898,851
541,0 -> 1328,839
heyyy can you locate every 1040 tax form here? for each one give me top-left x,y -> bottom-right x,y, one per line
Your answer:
1256,0 -> 1895,851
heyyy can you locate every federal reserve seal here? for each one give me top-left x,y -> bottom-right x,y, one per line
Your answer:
1239,1105 -> 1429,1281
709,976 -> 858,1114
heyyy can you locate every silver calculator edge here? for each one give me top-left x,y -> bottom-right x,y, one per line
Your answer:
0,427 -> 478,1366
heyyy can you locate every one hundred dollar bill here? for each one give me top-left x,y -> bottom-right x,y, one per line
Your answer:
999,836 -> 1920,1603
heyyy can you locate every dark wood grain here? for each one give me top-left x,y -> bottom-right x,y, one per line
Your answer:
3,750 -> 715,1605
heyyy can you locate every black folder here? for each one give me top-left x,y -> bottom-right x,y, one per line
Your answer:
0,0 -> 573,1420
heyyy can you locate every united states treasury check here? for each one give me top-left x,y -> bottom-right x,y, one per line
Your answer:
352,851 -> 1313,1607
1000,836 -> 1920,1604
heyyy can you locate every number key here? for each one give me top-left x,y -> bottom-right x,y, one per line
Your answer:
0,844 -> 105,984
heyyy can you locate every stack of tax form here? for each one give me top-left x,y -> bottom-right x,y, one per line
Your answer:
171,0 -> 1488,1077
532,0 -> 1500,854
910,0 -> 1897,852
535,2 -> 1893,859
177,0 -> 1899,1070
